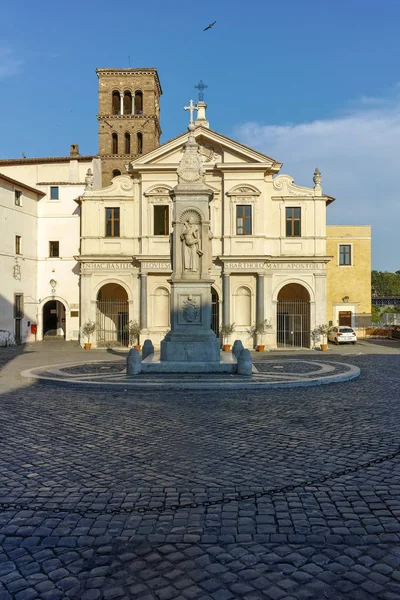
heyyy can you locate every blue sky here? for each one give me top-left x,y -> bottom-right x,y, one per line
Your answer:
1,0 -> 400,270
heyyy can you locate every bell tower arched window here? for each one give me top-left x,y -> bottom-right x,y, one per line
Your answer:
123,91 -> 132,114
137,132 -> 143,154
112,133 -> 118,154
112,91 -> 120,115
124,132 -> 131,154
134,91 -> 143,114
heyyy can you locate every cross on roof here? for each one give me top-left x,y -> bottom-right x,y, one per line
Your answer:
195,80 -> 208,102
184,99 -> 197,124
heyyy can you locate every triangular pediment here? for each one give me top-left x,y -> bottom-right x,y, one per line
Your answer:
130,126 -> 282,172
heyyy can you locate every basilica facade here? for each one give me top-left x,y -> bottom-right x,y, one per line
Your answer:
78,105 -> 335,350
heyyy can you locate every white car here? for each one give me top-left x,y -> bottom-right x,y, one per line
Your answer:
328,326 -> 357,345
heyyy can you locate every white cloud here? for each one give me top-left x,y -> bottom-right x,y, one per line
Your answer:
0,47 -> 23,79
234,98 -> 400,271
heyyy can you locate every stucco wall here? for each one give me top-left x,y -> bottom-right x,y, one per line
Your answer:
326,225 -> 371,329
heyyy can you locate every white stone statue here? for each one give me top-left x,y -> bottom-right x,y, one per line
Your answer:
180,217 -> 203,272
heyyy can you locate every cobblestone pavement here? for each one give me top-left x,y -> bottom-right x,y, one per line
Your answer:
0,340 -> 400,599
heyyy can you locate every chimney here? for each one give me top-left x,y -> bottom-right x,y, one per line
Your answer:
70,144 -> 80,157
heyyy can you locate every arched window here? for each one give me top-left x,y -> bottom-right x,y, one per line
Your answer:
123,91 -> 132,114
235,287 -> 251,326
112,169 -> 121,178
112,91 -> 120,115
112,133 -> 118,154
134,90 -> 143,114
137,132 -> 143,154
124,132 -> 131,154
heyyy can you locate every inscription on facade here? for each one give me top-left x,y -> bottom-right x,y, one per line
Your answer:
82,263 -> 129,270
266,262 -> 326,270
141,262 -> 172,269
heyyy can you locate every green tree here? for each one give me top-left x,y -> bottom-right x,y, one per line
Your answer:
372,271 -> 400,296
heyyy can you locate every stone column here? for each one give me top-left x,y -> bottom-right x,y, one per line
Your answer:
120,93 -> 124,115
223,273 -> 230,324
140,273 -> 148,329
256,274 -> 265,323
131,93 -> 135,115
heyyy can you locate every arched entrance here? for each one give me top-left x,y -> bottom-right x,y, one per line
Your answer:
211,287 -> 220,337
43,300 -> 66,338
96,283 -> 129,347
277,283 -> 310,348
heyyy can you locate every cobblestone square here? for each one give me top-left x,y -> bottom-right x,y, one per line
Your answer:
0,339 -> 400,599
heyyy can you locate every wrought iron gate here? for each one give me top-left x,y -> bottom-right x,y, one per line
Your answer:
277,299 -> 310,348
211,289 -> 219,337
96,299 -> 129,347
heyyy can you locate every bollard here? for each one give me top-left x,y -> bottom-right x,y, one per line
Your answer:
232,340 -> 244,360
127,348 -> 141,376
237,349 -> 252,376
142,339 -> 154,360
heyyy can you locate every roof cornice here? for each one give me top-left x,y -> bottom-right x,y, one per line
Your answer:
0,155 -> 96,165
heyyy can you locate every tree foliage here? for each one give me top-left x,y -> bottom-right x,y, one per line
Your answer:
371,271 -> 400,297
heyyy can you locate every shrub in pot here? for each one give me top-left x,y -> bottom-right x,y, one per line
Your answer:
81,320 -> 97,349
124,320 -> 141,349
220,323 -> 235,351
248,319 -> 272,351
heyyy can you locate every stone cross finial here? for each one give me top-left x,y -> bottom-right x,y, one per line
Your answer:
313,167 -> 322,187
184,100 -> 197,124
85,168 -> 94,191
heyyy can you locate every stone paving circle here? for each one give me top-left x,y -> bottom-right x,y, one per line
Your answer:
21,358 -> 360,390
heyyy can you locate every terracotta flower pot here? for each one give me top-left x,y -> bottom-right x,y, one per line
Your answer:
256,345 -> 265,352
320,344 -> 328,351
84,343 -> 92,350
223,344 -> 231,352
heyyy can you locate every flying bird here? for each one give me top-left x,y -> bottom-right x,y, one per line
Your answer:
203,20 -> 216,31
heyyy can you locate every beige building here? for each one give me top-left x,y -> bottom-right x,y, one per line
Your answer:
78,96 -> 339,350
326,225 -> 372,331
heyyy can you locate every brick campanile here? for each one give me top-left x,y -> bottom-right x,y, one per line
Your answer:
96,68 -> 162,186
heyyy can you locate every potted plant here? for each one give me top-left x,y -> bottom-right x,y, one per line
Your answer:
220,323 -> 235,351
313,324 -> 331,351
81,320 -> 97,350
248,319 -> 272,351
124,320 -> 141,350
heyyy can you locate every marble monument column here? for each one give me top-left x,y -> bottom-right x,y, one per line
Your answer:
160,123 -> 220,362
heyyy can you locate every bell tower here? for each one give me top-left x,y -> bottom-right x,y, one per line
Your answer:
96,68 -> 162,186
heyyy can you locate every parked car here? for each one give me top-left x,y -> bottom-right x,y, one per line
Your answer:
328,326 -> 357,345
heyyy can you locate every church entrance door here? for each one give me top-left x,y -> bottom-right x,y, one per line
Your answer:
96,284 -> 129,347
277,284 -> 310,348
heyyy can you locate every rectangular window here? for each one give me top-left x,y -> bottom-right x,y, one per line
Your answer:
339,244 -> 352,265
50,186 -> 59,200
236,205 -> 252,235
49,241 -> 60,257
286,207 -> 301,237
105,207 -> 120,237
15,190 -> 22,206
14,294 -> 24,319
15,235 -> 21,255
154,205 -> 169,235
